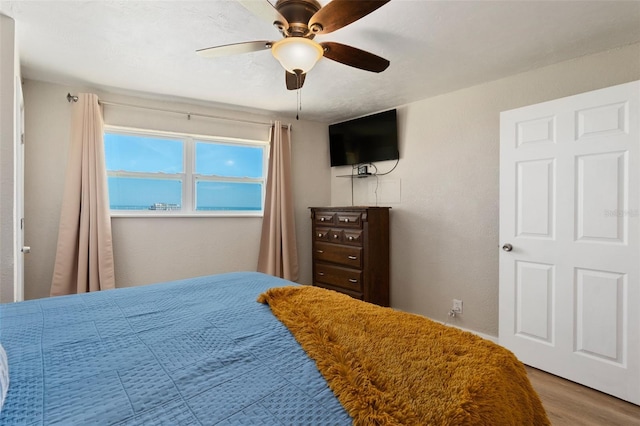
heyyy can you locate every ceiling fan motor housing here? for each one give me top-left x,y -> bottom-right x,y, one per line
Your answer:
275,0 -> 322,37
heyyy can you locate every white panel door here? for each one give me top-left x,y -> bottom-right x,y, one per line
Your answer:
499,81 -> 639,404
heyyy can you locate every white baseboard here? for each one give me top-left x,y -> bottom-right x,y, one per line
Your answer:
433,318 -> 499,344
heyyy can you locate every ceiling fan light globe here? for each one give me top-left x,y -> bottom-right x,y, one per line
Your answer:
272,37 -> 323,74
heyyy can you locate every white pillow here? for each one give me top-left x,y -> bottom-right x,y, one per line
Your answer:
0,344 -> 8,412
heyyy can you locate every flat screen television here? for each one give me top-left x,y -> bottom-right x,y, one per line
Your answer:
329,109 -> 399,167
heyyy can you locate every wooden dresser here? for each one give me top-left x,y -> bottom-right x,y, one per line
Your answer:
310,206 -> 390,306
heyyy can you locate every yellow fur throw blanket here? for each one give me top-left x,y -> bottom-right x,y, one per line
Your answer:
258,286 -> 550,426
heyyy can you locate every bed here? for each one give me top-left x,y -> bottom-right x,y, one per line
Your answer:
0,272 -> 548,425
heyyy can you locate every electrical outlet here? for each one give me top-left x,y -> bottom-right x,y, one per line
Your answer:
452,299 -> 463,314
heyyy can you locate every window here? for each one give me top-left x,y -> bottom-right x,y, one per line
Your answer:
104,128 -> 268,215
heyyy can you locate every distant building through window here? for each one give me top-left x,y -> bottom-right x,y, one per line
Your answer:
104,129 -> 268,215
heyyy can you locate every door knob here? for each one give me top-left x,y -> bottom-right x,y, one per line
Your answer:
502,243 -> 513,252
21,246 -> 31,253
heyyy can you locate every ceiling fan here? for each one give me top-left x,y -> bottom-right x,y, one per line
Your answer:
197,0 -> 391,90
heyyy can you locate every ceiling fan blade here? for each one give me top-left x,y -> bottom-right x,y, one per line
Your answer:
237,0 -> 289,33
309,0 -> 390,35
196,41 -> 273,58
285,71 -> 305,90
320,42 -> 389,72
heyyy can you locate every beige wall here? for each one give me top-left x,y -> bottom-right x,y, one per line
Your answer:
23,79 -> 330,299
332,43 -> 640,336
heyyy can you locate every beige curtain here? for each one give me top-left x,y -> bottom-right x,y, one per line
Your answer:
257,122 -> 299,281
50,93 -> 115,296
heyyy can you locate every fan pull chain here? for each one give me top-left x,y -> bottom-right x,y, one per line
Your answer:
296,73 -> 302,120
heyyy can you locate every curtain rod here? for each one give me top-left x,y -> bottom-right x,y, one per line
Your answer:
66,93 -> 289,128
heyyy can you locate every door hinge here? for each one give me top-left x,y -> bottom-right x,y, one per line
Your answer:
21,133 -> 25,144
20,218 -> 24,230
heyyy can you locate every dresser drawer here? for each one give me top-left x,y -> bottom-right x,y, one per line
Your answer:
315,263 -> 362,292
315,242 -> 362,268
343,230 -> 362,246
328,229 -> 343,242
315,212 -> 335,225
335,212 -> 362,228
315,227 -> 331,241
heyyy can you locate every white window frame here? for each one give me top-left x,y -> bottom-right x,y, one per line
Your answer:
105,125 -> 269,218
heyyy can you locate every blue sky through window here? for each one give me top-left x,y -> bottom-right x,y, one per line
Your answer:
195,142 -> 263,178
105,133 -> 183,173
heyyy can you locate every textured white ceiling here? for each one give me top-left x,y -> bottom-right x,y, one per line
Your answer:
1,0 -> 639,123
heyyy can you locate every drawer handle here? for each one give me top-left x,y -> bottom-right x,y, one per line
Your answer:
348,236 -> 354,241
318,272 -> 325,276
317,233 -> 323,238
348,278 -> 358,283
341,218 -> 350,223
317,250 -> 324,254
320,217 -> 325,222
347,255 -> 357,260
333,234 -> 340,239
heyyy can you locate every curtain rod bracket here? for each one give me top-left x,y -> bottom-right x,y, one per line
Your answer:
67,93 -> 78,103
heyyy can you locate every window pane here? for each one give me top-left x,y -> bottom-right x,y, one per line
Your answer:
196,181 -> 262,211
105,133 -> 184,173
109,177 -> 182,210
195,142 -> 263,178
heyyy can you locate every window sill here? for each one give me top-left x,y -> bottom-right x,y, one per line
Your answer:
109,211 -> 264,218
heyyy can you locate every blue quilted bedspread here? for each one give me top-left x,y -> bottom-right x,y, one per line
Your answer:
0,272 -> 350,425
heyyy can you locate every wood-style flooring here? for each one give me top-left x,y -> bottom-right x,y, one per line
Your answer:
525,366 -> 640,425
